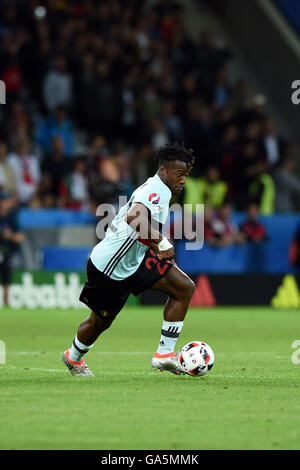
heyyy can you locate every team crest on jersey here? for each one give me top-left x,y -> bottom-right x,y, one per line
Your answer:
100,310 -> 110,317
149,193 -> 160,204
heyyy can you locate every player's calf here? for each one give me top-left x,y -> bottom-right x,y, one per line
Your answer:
63,311 -> 113,376
77,311 -> 113,346
150,267 -> 196,372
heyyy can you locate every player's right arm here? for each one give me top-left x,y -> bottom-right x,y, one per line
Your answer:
125,202 -> 174,260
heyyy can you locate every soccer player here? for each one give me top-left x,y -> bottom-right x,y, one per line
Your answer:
62,143 -> 196,376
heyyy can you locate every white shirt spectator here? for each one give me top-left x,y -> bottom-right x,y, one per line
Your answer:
43,70 -> 72,112
264,135 -> 280,166
8,152 -> 41,204
0,161 -> 16,193
151,119 -> 170,150
70,171 -> 88,205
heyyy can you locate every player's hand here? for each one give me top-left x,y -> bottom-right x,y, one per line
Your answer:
149,241 -> 160,253
157,247 -> 175,260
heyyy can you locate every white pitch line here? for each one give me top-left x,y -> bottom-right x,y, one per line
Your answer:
0,365 -> 66,373
7,351 -> 289,360
0,365 -> 298,380
0,365 -> 155,375
9,351 -> 152,356
8,351 -> 289,356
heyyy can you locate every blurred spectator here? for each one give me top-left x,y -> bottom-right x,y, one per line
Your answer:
43,55 -> 73,112
178,72 -> 198,114
203,205 -> 220,246
37,106 -> 74,158
232,139 -> 267,210
9,122 -> 31,154
203,203 -> 246,247
213,67 -> 231,108
88,158 -> 126,213
90,59 -> 122,139
1,57 -> 22,102
31,173 -> 55,209
195,30 -> 232,94
86,135 -> 110,173
150,118 -> 170,150
42,136 -> 71,200
185,100 -> 215,173
162,100 -> 184,141
0,190 -> 24,306
210,124 -> 239,183
78,52 -> 96,131
248,171 -> 275,215
259,118 -> 284,169
240,203 -> 267,242
140,82 -> 162,124
59,158 -> 89,209
132,143 -> 155,186
273,156 -> 300,213
289,223 -> 300,268
120,72 -> 139,144
6,101 -> 29,143
210,203 -> 246,247
182,166 -> 227,211
8,139 -> 41,205
280,140 -> 298,162
199,166 -> 227,208
229,79 -> 252,113
237,94 -> 267,128
0,141 -> 16,194
244,120 -> 262,143
113,150 -> 135,199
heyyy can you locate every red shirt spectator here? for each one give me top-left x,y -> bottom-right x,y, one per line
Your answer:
240,203 -> 267,242
2,65 -> 22,93
289,224 -> 300,268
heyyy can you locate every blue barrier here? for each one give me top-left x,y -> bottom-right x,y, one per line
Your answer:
177,214 -> 300,274
42,246 -> 91,270
38,212 -> 300,273
19,209 -> 96,228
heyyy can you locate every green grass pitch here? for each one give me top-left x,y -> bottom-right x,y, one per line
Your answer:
0,305 -> 300,450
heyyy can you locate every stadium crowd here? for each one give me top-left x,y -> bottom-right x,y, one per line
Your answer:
0,0 -> 299,222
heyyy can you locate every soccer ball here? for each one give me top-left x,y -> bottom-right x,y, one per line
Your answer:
179,341 -> 214,376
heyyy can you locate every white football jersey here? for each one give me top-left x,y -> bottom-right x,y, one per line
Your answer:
90,172 -> 172,280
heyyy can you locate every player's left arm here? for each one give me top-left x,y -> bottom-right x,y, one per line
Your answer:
126,202 -> 174,260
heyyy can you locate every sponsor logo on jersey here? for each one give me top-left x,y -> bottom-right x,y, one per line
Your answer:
149,193 -> 160,204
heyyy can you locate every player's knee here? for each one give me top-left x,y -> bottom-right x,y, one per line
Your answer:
177,277 -> 195,301
90,312 -> 113,332
101,318 -> 113,332
186,278 -> 195,300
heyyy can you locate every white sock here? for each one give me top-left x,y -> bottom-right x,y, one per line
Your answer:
68,334 -> 94,362
156,320 -> 184,355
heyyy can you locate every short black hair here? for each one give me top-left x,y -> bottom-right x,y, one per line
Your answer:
155,142 -> 195,169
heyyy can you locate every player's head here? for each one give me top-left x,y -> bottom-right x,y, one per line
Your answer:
155,142 -> 195,194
